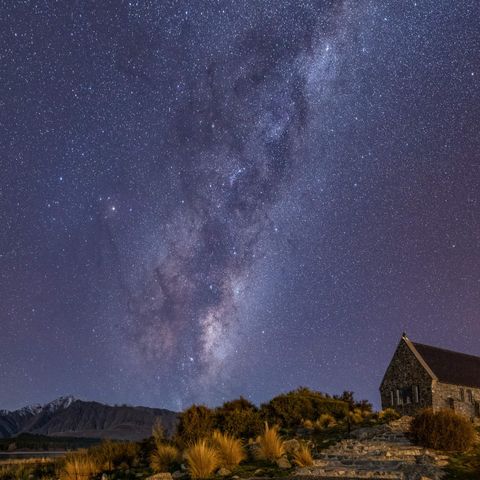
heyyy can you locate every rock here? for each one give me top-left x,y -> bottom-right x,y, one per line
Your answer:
146,474 -> 173,480
283,438 -> 301,454
276,456 -> 292,469
172,471 -> 187,479
217,467 -> 231,476
253,468 -> 264,475
296,467 -> 313,475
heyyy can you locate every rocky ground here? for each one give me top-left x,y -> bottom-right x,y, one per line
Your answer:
293,417 -> 447,480
147,418 -> 449,480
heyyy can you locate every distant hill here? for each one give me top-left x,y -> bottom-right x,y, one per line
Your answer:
0,396 -> 178,442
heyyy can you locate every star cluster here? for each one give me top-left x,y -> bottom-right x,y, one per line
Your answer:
1,1 -> 480,411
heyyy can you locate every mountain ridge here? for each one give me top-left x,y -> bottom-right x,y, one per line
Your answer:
0,396 -> 178,441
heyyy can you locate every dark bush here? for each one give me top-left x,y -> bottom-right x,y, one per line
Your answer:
260,387 -> 349,428
411,408 -> 475,452
175,404 -> 215,446
333,391 -> 373,413
214,397 -> 263,438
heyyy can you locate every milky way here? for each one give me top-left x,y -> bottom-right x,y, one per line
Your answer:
1,1 -> 480,411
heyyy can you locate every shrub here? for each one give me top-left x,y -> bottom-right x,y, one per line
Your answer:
255,423 -> 285,462
150,443 -> 181,472
411,408 -> 475,452
378,408 -> 401,423
348,408 -> 365,425
60,450 -> 100,480
314,413 -> 337,431
185,439 -> 219,479
176,405 -> 215,447
333,391 -> 373,413
214,397 -> 263,439
212,430 -> 245,469
260,388 -> 349,428
293,444 -> 314,467
91,440 -> 140,470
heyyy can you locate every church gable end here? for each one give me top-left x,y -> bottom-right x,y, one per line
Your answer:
380,335 -> 434,415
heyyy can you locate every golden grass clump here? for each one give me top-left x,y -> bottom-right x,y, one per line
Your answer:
91,440 -> 140,471
185,439 -> 220,479
211,430 -> 245,469
293,444 -> 314,467
150,443 -> 181,472
378,408 -> 401,423
255,423 -> 285,461
411,408 -> 475,452
303,419 -> 313,429
60,450 -> 100,480
314,413 -> 336,431
348,408 -> 365,425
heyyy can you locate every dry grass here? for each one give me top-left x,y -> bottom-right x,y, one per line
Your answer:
60,450 -> 100,480
411,408 -> 475,452
303,419 -> 313,429
378,408 -> 400,423
293,444 -> 313,467
0,457 -> 54,466
255,423 -> 285,461
150,443 -> 181,472
90,440 -> 140,471
212,430 -> 245,469
185,440 -> 220,479
314,413 -> 337,431
348,408 -> 365,425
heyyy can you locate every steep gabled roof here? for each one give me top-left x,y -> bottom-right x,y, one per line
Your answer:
411,341 -> 480,389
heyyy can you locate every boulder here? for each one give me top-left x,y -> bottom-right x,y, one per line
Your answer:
283,438 -> 301,455
146,474 -> 173,480
217,467 -> 232,476
172,471 -> 187,479
276,456 -> 292,469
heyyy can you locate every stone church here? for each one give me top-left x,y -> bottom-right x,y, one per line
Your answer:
380,333 -> 480,418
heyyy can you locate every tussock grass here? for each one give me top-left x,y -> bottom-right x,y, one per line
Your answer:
314,413 -> 337,430
212,430 -> 245,469
60,450 -> 100,480
303,419 -> 313,429
411,408 -> 475,452
150,443 -> 180,472
91,440 -> 140,470
185,439 -> 219,479
378,408 -> 400,423
293,444 -> 313,467
255,423 -> 285,461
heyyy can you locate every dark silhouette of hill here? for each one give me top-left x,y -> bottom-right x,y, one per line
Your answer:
0,396 -> 177,441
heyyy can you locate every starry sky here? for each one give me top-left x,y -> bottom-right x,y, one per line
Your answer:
1,1 -> 480,412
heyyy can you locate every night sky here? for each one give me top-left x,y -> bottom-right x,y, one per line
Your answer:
1,1 -> 480,412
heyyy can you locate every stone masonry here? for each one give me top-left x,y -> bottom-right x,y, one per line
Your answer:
380,338 -> 433,416
295,417 -> 447,480
380,334 -> 480,419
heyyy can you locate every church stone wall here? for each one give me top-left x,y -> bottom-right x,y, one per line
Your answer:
380,339 -> 433,416
432,382 -> 480,418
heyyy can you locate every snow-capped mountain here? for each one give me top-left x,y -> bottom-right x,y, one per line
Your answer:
0,396 -> 177,441
3,396 -> 76,417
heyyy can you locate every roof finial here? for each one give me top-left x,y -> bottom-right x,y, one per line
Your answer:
402,331 -> 408,339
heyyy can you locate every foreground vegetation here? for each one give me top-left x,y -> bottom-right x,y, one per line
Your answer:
2,389 -> 479,480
